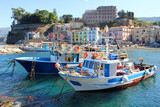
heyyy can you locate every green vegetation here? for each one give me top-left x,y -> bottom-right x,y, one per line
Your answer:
99,9 -> 153,28
11,7 -> 58,24
99,21 -> 118,28
118,10 -> 134,20
59,14 -> 73,23
153,21 -> 160,26
133,18 -> 152,27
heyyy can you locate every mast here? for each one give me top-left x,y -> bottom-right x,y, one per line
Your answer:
105,38 -> 109,57
52,37 -> 56,50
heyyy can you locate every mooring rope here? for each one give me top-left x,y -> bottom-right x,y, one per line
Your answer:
30,57 -> 36,78
0,59 -> 15,69
0,59 -> 34,103
0,59 -> 15,76
21,74 -> 68,107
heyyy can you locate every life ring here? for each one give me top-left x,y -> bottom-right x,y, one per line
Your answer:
74,46 -> 80,52
95,53 -> 99,57
84,52 -> 88,58
92,53 -> 99,58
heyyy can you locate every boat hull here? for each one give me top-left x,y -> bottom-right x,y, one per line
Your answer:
59,66 -> 157,91
15,57 -> 80,74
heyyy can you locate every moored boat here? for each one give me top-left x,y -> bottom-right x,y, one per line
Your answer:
15,40 -> 84,74
58,40 -> 157,91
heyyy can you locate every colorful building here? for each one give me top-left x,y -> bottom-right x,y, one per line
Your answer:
131,27 -> 157,44
71,30 -> 79,44
106,26 -> 132,41
67,27 -> 89,44
88,27 -> 100,44
54,34 -> 68,44
79,27 -> 89,44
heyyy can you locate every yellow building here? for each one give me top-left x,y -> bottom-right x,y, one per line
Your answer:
72,30 -> 79,44
131,27 -> 157,44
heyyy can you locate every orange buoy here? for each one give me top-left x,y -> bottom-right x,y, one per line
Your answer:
95,53 -> 99,57
65,64 -> 69,68
74,46 -> 80,52
55,63 -> 60,68
92,53 -> 99,58
79,63 -> 83,68
84,52 -> 89,58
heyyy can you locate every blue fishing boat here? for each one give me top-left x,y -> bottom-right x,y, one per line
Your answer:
58,40 -> 157,91
15,40 -> 84,74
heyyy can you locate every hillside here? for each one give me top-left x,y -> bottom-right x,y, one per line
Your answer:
7,24 -> 53,44
137,17 -> 160,22
0,27 -> 11,37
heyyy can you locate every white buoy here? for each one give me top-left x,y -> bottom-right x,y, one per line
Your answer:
122,75 -> 129,82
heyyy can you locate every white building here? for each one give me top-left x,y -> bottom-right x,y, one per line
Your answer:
67,31 -> 72,44
25,31 -> 40,40
88,27 -> 100,44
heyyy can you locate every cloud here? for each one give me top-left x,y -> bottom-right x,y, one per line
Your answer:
84,0 -> 88,2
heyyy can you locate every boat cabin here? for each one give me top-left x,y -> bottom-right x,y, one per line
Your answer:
50,50 -> 82,63
80,53 -> 130,77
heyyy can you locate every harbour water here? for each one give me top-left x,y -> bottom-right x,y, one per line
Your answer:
0,49 -> 160,106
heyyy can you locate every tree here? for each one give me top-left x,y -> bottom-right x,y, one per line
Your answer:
53,8 -> 57,17
62,14 -> 73,23
127,12 -> 134,20
99,21 -> 120,29
11,8 -> 58,24
20,12 -> 31,24
118,10 -> 134,20
48,13 -> 58,24
59,16 -> 64,24
11,7 -> 25,23
118,10 -> 125,19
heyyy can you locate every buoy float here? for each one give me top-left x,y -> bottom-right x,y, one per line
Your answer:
65,64 -> 69,68
79,63 -> 83,68
95,53 -> 99,57
84,52 -> 88,58
92,53 -> 99,58
74,46 -> 80,52
55,63 -> 60,68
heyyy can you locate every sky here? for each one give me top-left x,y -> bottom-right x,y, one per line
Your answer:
0,0 -> 160,28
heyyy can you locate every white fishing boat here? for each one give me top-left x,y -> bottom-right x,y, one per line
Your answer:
58,40 -> 157,91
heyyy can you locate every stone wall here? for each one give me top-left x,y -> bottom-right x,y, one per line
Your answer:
7,23 -> 53,44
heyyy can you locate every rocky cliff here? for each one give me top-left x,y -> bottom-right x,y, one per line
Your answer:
7,23 -> 53,44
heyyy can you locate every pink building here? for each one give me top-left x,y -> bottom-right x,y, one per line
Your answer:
55,34 -> 68,44
106,26 -> 132,41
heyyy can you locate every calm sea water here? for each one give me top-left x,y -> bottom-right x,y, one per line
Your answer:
0,49 -> 160,107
